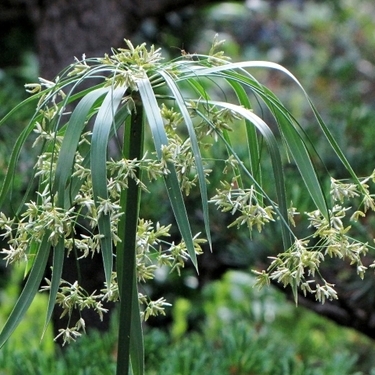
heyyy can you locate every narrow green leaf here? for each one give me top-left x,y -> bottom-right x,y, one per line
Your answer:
44,87 -> 116,334
208,100 -> 293,251
0,235 -> 50,348
233,77 -> 329,219
159,70 -> 212,250
188,61 -> 362,190
200,69 -> 329,219
43,238 -> 64,337
0,93 -> 42,129
199,105 -> 294,239
227,79 -> 262,186
308,99 -> 363,189
68,103 -> 131,203
184,78 -> 211,101
137,77 -> 198,269
0,117 -> 40,208
54,87 -> 109,207
91,86 -> 127,286
247,82 -> 329,219
274,106 -> 329,218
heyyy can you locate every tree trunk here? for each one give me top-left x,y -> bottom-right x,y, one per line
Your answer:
22,0 -> 230,79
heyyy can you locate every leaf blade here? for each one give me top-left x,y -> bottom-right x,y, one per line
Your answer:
0,235 -> 50,348
159,70 -> 212,250
207,100 -> 293,251
91,86 -> 127,286
137,77 -> 198,269
54,87 -> 109,207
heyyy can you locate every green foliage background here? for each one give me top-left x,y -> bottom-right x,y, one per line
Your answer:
1,271 -> 375,374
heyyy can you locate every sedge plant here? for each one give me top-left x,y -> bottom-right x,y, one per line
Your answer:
0,37 -> 374,374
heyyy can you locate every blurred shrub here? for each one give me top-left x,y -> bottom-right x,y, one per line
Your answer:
165,270 -> 375,374
2,270 -> 375,374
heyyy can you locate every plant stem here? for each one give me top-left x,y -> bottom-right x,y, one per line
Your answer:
116,94 -> 144,375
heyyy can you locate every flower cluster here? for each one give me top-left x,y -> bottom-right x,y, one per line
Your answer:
210,181 -> 275,232
253,176 -> 375,303
160,104 -> 213,195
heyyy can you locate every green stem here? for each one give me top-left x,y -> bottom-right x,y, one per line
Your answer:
116,96 -> 144,375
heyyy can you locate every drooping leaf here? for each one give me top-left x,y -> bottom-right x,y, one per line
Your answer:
186,60 -> 362,192
54,87 -> 110,208
0,115 -> 41,209
159,70 -> 212,250
187,67 -> 329,219
226,78 -> 262,187
43,238 -> 64,337
0,235 -> 51,348
206,100 -> 293,251
137,77 -> 198,270
91,86 -> 127,286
